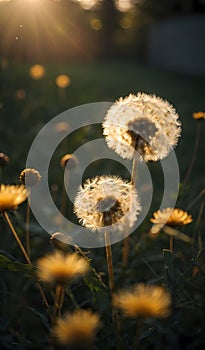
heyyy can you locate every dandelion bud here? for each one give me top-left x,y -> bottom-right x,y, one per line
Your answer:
0,153 -> 9,168
60,154 -> 79,169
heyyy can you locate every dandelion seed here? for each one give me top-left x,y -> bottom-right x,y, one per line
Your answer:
103,93 -> 181,161
19,168 -> 41,187
74,175 -> 141,232
52,309 -> 101,346
113,283 -> 171,319
36,251 -> 89,284
0,185 -> 28,213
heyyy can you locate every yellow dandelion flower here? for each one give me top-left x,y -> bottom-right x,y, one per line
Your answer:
74,175 -> 141,232
0,185 -> 28,213
60,154 -> 79,169
113,284 -> 171,319
150,208 -> 193,227
193,111 -> 205,120
36,251 -> 89,284
29,64 -> 45,80
103,93 -> 181,161
19,168 -> 41,187
53,309 -> 101,346
55,74 -> 71,88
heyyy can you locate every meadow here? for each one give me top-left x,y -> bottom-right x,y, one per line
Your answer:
0,59 -> 205,349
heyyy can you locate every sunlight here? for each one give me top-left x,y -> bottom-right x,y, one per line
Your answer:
74,0 -> 99,10
115,0 -> 134,12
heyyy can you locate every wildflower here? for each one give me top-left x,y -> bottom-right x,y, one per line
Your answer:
29,64 -> 45,80
193,111 -> 205,120
60,154 -> 79,169
102,93 -> 181,161
113,284 -> 171,319
74,175 -> 141,232
150,208 -> 193,227
55,74 -> 71,88
36,251 -> 89,284
19,168 -> 41,187
52,309 -> 100,346
0,152 -> 9,168
0,185 -> 28,213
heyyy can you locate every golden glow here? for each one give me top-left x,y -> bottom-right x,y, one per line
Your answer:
0,0 -> 90,61
29,64 -> 45,80
75,0 -> 99,10
115,0 -> 133,12
90,18 -> 103,31
55,74 -> 71,88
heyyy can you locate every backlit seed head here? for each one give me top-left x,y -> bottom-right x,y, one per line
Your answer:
74,175 -> 141,232
19,168 -> 41,187
103,93 -> 181,161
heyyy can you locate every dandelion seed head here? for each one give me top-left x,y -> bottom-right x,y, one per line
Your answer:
19,168 -> 41,187
103,93 -> 181,161
0,184 -> 28,213
36,251 -> 89,284
74,175 -> 141,232
52,309 -> 101,346
113,283 -> 171,319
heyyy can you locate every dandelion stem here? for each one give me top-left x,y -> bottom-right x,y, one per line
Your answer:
122,154 -> 137,267
169,236 -> 174,253
67,287 -> 80,309
104,231 -> 122,350
4,211 -> 49,310
60,171 -> 69,216
181,122 -> 201,194
4,211 -> 31,264
194,199 -> 204,250
104,231 -> 114,292
131,153 -> 138,186
26,199 -> 31,256
134,318 -> 143,350
54,283 -> 65,317
186,189 -> 205,211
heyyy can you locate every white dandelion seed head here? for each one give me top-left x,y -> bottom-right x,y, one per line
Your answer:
74,175 -> 141,232
102,93 -> 181,161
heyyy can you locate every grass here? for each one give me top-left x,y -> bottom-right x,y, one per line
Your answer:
0,59 -> 205,349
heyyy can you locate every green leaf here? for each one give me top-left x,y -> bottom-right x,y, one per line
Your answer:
0,253 -> 36,277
